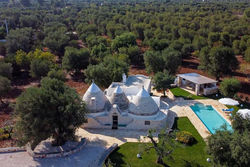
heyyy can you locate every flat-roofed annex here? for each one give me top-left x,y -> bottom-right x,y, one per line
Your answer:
177,73 -> 217,85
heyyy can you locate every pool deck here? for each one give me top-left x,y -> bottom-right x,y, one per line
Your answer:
166,98 -> 232,139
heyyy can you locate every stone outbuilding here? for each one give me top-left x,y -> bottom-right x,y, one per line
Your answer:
176,73 -> 218,96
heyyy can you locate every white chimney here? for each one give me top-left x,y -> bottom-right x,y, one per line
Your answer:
90,97 -> 96,111
122,73 -> 127,83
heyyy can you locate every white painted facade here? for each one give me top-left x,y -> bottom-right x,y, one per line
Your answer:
82,75 -> 171,130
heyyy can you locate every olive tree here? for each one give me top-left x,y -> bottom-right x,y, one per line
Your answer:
142,129 -> 177,166
0,76 -> 11,104
153,71 -> 175,96
30,59 -> 52,78
219,78 -> 241,98
0,62 -> 13,79
207,115 -> 250,167
85,57 -> 128,88
14,77 -> 87,149
62,47 -> 90,74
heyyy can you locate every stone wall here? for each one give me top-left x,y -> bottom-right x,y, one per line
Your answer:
26,138 -> 86,158
0,146 -> 26,153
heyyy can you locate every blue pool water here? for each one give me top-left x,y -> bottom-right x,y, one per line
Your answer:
190,103 -> 232,134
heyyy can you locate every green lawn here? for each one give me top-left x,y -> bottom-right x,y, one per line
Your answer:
108,117 -> 210,167
170,87 -> 207,100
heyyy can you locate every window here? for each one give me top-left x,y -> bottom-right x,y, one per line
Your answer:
145,121 -> 150,125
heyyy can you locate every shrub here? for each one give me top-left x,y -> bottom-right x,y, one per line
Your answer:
30,59 -> 51,78
0,61 -> 13,79
0,126 -> 12,141
176,131 -> 195,145
245,97 -> 249,102
62,47 -> 90,74
244,47 -> 250,62
68,40 -> 80,49
0,128 -> 4,135
0,42 -> 6,55
0,76 -> 11,103
47,69 -> 66,82
220,78 -> 241,98
0,134 -> 10,141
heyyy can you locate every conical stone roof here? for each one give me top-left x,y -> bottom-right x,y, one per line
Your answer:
109,86 -> 129,110
129,87 -> 159,115
83,82 -> 110,112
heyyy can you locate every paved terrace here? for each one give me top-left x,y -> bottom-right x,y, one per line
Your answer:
0,127 -> 163,167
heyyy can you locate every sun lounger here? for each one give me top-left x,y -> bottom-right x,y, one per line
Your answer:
222,108 -> 234,112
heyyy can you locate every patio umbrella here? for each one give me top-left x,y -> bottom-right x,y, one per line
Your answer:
218,98 -> 239,106
237,109 -> 250,119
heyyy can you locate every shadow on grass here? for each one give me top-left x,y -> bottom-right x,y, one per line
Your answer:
107,147 -> 126,167
172,117 -> 179,130
183,160 -> 203,167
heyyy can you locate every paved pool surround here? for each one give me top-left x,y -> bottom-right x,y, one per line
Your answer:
166,98 -> 232,139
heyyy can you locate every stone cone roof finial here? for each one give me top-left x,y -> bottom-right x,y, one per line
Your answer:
113,85 -> 123,94
88,82 -> 101,93
136,86 -> 150,97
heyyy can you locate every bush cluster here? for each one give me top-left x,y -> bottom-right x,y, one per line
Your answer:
0,126 -> 12,141
176,131 -> 195,145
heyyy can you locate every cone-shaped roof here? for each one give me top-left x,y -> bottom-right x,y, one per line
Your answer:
109,85 -> 129,110
88,82 -> 101,93
83,82 -> 110,112
113,85 -> 123,94
129,87 -> 159,115
136,86 -> 150,97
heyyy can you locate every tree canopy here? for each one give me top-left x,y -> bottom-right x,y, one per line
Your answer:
153,71 -> 175,96
219,78 -> 241,98
14,77 -> 87,149
6,28 -> 33,54
0,61 -> 13,79
62,47 -> 90,74
199,46 -> 238,80
0,76 -> 11,104
207,115 -> 250,167
85,56 -> 128,88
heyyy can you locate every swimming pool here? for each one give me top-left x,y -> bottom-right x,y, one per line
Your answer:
190,103 -> 232,134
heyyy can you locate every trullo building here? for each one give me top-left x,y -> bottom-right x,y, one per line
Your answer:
82,74 -> 171,130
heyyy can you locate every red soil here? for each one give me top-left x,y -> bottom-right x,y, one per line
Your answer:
65,79 -> 89,96
136,39 -> 149,53
0,139 -> 17,148
129,66 -> 148,76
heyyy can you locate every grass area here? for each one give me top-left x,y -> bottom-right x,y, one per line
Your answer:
170,87 -> 207,100
108,117 -> 210,167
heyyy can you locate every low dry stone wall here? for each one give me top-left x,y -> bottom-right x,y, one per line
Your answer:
0,146 -> 26,153
26,138 -> 86,158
